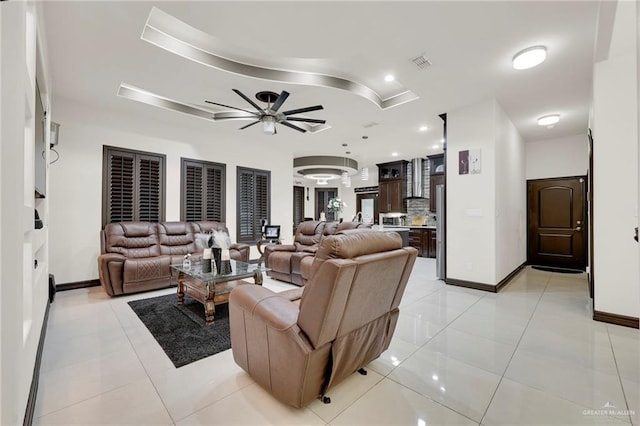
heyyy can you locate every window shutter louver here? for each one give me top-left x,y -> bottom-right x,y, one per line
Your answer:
137,155 -> 162,222
184,163 -> 203,222
103,146 -> 165,227
108,153 -> 135,223
180,159 -> 225,222
205,166 -> 223,221
237,167 -> 270,243
293,186 -> 304,233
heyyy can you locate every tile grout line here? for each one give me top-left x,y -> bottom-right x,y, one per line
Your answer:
381,284 -> 492,424
110,293 -> 179,425
606,325 -> 634,425
478,270 -> 552,425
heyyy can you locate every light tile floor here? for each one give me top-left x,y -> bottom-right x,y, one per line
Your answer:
34,259 -> 639,425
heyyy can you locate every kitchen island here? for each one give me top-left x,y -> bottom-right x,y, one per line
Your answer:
384,225 -> 436,258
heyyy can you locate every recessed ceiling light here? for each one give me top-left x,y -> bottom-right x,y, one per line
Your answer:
433,144 -> 439,149
513,46 -> 547,70
391,152 -> 399,157
537,114 -> 560,126
441,138 -> 445,143
384,74 -> 395,82
419,126 -> 428,132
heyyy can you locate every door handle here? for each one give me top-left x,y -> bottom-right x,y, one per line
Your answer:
575,226 -> 582,231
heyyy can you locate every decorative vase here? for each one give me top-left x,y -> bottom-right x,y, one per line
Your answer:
212,247 -> 222,274
202,248 -> 212,273
221,249 -> 232,274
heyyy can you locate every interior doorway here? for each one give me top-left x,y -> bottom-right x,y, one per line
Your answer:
527,176 -> 587,270
293,186 -> 304,234
315,187 -> 338,222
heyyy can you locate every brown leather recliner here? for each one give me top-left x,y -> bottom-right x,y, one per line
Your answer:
264,221 -> 372,286
98,221 -> 250,296
229,230 -> 418,408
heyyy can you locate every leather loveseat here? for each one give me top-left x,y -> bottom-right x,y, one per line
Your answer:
229,230 -> 418,407
98,221 -> 250,296
264,221 -> 371,286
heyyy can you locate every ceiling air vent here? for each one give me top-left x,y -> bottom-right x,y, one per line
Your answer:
410,54 -> 432,70
362,122 -> 379,129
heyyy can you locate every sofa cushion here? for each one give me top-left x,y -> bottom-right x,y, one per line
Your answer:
103,222 -> 161,258
158,222 -> 197,255
123,255 -> 171,284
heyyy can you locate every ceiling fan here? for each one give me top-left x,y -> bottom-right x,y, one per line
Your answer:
205,89 -> 325,135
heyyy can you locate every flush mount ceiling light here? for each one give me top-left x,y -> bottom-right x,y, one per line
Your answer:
537,114 -> 560,126
392,152 -> 399,157
512,46 -> 547,70
294,156 -> 358,183
384,74 -> 395,82
419,126 -> 428,132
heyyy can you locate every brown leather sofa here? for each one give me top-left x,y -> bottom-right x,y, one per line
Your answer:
229,230 -> 418,407
98,221 -> 250,296
264,221 -> 372,286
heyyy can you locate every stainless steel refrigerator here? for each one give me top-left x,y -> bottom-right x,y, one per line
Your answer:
436,184 -> 445,280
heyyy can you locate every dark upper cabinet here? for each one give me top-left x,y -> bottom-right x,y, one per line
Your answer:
377,161 -> 408,212
428,154 -> 444,174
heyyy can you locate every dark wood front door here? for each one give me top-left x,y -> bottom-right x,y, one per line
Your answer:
527,177 -> 586,270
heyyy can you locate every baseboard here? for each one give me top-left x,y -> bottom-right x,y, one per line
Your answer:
446,262 -> 526,293
593,311 -> 640,329
445,278 -> 499,292
496,262 -> 527,292
23,300 -> 51,426
56,279 -> 100,291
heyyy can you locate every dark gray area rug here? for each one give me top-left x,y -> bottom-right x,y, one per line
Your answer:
128,293 -> 231,368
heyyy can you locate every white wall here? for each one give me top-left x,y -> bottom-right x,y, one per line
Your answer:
447,99 -> 526,286
525,134 -> 588,180
1,2 -> 50,424
49,98 -> 294,284
495,104 -> 527,282
592,0 -> 639,319
447,99 -> 498,284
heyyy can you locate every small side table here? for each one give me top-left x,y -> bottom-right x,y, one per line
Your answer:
256,239 -> 281,264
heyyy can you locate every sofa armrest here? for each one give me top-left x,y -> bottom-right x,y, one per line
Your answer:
97,253 -> 126,296
230,285 -> 299,330
230,242 -> 250,263
264,244 -> 296,254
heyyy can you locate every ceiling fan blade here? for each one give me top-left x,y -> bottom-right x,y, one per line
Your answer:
270,91 -> 290,112
204,100 -> 258,116
239,120 -> 261,130
285,117 -> 326,124
280,121 -> 307,133
282,105 -> 324,116
232,89 -> 265,113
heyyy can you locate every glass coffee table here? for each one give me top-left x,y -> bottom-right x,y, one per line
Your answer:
171,260 -> 268,325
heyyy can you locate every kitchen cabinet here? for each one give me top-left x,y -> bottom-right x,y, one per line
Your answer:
377,161 -> 408,213
408,227 -> 436,258
409,229 -> 423,257
429,174 -> 444,212
379,180 -> 404,212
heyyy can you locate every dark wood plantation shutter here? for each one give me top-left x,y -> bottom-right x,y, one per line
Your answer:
137,154 -> 162,222
103,146 -> 165,227
107,151 -> 135,223
237,167 -> 271,243
293,185 -> 304,234
181,158 -> 226,222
